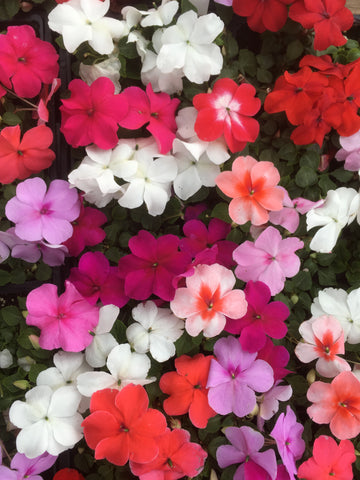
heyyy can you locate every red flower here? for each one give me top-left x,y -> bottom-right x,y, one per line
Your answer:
0,25 -> 59,98
60,77 -> 129,149
53,469 -> 85,480
130,428 -> 207,480
233,0 -> 293,33
289,0 -> 353,51
82,385 -> 167,466
159,354 -> 216,428
0,124 -> 55,184
297,435 -> 355,480
193,78 -> 260,153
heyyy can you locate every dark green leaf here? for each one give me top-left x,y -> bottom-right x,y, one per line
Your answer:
238,49 -> 257,77
0,0 -> 19,19
1,306 -> 22,327
256,67 -> 272,83
2,112 -> 22,126
295,166 -> 318,188
286,40 -> 303,60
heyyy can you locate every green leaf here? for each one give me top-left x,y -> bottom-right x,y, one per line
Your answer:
299,151 -> 319,170
35,263 -> 52,282
286,40 -> 304,60
330,168 -> 354,182
295,166 -> 318,188
211,202 -> 232,223
10,269 -> 26,285
28,364 -> 47,383
318,268 -> 336,286
117,38 -> 138,59
2,112 -> 22,126
181,0 -> 197,12
0,269 -> 11,286
256,53 -> 274,69
1,306 -> 22,327
0,0 -> 20,19
291,270 -> 312,291
278,143 -> 297,161
318,175 -> 336,195
223,31 -> 238,59
256,67 -> 272,84
238,49 -> 257,77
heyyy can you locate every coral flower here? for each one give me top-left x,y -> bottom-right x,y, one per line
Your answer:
307,371 -> 360,439
0,125 -> 55,184
170,263 -> 247,338
82,384 -> 167,466
232,0 -> 294,33
216,156 -> 284,226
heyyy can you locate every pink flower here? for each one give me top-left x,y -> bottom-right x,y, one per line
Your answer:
295,315 -> 351,378
26,281 -> 99,352
170,263 -> 248,338
60,77 -> 128,149
257,338 -> 291,382
0,25 -> 59,98
5,177 -> 80,245
119,83 -> 180,153
233,226 -> 304,295
225,280 -> 289,352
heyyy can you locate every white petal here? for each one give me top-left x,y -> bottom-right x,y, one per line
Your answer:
81,0 -> 109,21
16,421 -> 49,458
86,334 -> 119,368
97,305 -> 120,334
51,414 -> 83,447
144,183 -> 170,216
48,386 -> 81,418
118,180 -> 145,209
126,323 -> 150,353
62,25 -> 92,53
149,334 -> 175,362
77,371 -> 116,397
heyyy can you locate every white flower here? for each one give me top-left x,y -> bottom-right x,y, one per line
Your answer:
79,56 -> 122,93
85,304 -> 119,368
172,138 -> 221,200
126,301 -> 184,362
9,385 -> 83,458
0,349 -> 12,368
140,0 -> 179,27
311,287 -> 360,344
156,10 -> 224,84
48,0 -> 127,54
306,187 -> 360,253
121,5 -> 149,59
77,343 -> 155,397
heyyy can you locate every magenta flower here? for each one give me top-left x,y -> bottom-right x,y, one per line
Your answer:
68,251 -> 128,308
118,230 -> 192,301
5,177 -> 80,245
206,336 -> 274,417
0,452 -> 57,480
26,281 -> 99,352
119,83 -> 180,153
225,281 -> 289,352
270,406 -> 305,480
217,426 -> 277,480
233,226 -> 304,295
257,338 -> 291,382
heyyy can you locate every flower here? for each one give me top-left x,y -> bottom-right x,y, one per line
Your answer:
233,226 -> 304,295
297,435 -> 356,480
79,55 -> 121,94
0,452 -> 57,480
193,79 -> 261,152
5,177 -> 80,245
225,281 -> 289,352
270,406 -> 305,480
206,336 -> 274,417
53,469 -> 85,480
9,385 -> 83,458
0,125 -> 55,184
170,263 -> 248,338
0,348 -> 13,368
25,281 -> 99,352
48,0 -> 127,54
159,353 -> 216,428
307,371 -> 360,439
216,426 -> 277,480
295,315 -> 350,377
60,77 -> 129,149
232,0 -> 293,33
0,25 -> 59,98
335,128 -> 360,171
126,301 -> 184,362
81,384 -> 167,466
129,428 -> 207,479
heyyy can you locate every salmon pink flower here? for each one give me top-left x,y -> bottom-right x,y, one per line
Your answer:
216,156 -> 284,226
0,125 -> 55,184
170,263 -> 247,338
160,353 -> 216,428
193,79 -> 261,153
297,435 -> 355,480
307,371 -> 360,439
82,384 -> 167,466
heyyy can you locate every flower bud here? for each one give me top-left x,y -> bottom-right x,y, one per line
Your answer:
28,334 -> 40,350
0,349 -> 13,368
13,380 -> 30,390
291,294 -> 299,304
306,368 -> 316,384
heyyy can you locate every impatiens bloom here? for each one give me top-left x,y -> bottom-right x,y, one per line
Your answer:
170,263 -> 247,337
270,406 -> 305,480
289,0 -> 353,51
297,435 -> 356,480
82,384 -> 167,466
9,385 -> 83,458
0,452 -> 57,480
258,381 -> 293,422
79,55 -> 121,94
233,226 -> 304,295
0,125 -> 55,184
5,177 -> 80,245
159,353 -> 216,428
193,80 -> 261,153
53,469 -> 85,480
307,371 -> 360,439
207,336 -> 274,417
130,428 -> 207,480
0,25 -> 59,98
126,301 -> 184,363
225,281 -> 289,352
295,315 -> 351,378
216,426 -> 277,480
216,156 -> 284,225
25,281 -> 99,352
257,338 -> 291,382
118,230 -> 191,301
232,0 -> 293,33
335,128 -> 360,171
60,77 -> 129,149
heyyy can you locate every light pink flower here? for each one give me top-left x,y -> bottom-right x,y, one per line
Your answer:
170,263 -> 247,337
295,315 -> 350,378
233,226 -> 304,295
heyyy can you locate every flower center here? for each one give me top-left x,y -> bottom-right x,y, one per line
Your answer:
120,424 -> 129,432
18,57 -> 26,63
17,150 -> 23,156
57,312 -> 66,320
339,401 -> 348,408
